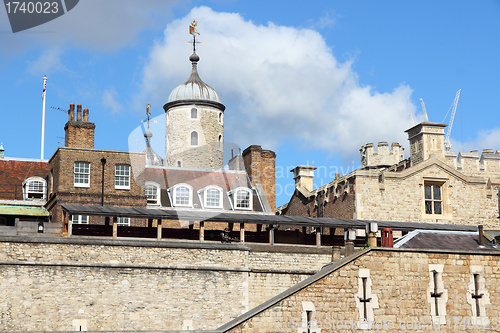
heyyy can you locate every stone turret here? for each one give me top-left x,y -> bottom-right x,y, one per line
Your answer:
360,142 -> 404,168
405,122 -> 447,166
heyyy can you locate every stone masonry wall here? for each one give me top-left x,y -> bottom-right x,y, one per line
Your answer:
227,249 -> 500,333
355,165 -> 499,228
0,237 -> 332,332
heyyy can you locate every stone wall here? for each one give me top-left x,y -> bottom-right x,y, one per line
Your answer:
227,248 -> 500,333
165,104 -> 224,169
0,237 -> 332,332
355,163 -> 499,228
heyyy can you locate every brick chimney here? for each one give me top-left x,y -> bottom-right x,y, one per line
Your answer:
405,122 -> 447,166
242,145 -> 276,212
291,165 -> 317,192
64,103 -> 96,149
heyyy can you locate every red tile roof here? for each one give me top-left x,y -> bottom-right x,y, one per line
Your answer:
0,159 -> 49,200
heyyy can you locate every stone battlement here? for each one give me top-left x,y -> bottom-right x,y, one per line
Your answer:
360,142 -> 404,168
443,149 -> 500,176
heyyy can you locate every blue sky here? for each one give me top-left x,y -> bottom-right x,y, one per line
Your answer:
1,0 -> 499,207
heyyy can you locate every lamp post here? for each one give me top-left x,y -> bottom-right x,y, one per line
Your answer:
101,158 -> 106,206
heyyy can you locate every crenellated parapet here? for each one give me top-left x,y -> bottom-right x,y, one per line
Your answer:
451,149 -> 500,176
360,142 -> 405,168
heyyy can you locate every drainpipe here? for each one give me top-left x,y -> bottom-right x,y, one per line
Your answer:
101,158 -> 106,206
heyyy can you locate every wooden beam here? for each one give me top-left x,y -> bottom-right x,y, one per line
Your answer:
65,211 -> 72,238
269,225 -> 274,246
156,219 -> 162,240
112,216 -> 118,239
240,223 -> 245,243
199,221 -> 205,242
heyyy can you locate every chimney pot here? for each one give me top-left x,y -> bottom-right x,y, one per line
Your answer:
83,108 -> 89,122
479,225 -> 484,246
76,104 -> 82,121
68,103 -> 75,121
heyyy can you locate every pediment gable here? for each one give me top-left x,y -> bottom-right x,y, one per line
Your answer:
383,157 -> 485,184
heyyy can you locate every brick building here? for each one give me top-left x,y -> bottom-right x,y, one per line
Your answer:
280,122 -> 500,229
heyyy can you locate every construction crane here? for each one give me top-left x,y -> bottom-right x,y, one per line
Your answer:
419,98 -> 429,122
444,89 -> 461,151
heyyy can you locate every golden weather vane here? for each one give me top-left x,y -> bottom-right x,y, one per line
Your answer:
187,19 -> 204,53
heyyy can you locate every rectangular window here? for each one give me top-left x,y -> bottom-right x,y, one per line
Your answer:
115,164 -> 131,189
72,215 -> 89,224
117,217 -> 130,226
425,184 -> 442,215
74,162 -> 90,187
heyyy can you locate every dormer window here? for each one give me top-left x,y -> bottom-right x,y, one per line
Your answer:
230,187 -> 252,210
171,184 -> 193,207
201,186 -> 223,209
23,177 -> 46,200
145,182 -> 160,205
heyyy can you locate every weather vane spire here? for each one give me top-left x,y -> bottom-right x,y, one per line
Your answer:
146,102 -> 151,129
189,19 -> 200,53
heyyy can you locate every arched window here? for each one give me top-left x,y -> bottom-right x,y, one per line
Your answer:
218,134 -> 222,149
219,112 -> 223,124
23,177 -> 46,200
203,186 -> 223,209
233,187 -> 252,210
191,131 -> 198,146
177,161 -> 182,167
191,108 -> 197,119
145,182 -> 161,205
172,184 -> 192,207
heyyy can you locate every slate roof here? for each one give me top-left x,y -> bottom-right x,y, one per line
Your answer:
394,230 -> 499,251
61,204 -> 479,232
144,167 -> 266,212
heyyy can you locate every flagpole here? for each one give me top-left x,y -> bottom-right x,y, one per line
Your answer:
41,75 -> 47,160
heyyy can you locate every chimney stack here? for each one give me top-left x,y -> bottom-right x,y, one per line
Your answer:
291,165 -> 317,192
64,103 -> 96,149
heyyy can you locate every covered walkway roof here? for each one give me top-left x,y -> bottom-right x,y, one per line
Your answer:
61,204 -> 478,232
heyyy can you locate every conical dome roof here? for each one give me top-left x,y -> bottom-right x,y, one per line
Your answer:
167,52 -> 221,104
143,129 -> 164,167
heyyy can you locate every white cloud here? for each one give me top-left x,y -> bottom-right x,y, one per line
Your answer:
27,48 -> 66,75
138,6 -> 417,160
451,128 -> 500,154
102,88 -> 122,114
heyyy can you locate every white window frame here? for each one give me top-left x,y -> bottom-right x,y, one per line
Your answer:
117,217 -> 130,226
22,176 -> 46,200
115,164 -> 131,190
232,187 -> 252,210
171,184 -> 193,207
72,215 -> 89,224
145,181 -> 161,206
74,161 -> 90,188
202,185 -> 223,209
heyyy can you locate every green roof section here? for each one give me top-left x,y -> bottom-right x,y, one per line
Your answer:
0,205 -> 49,217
